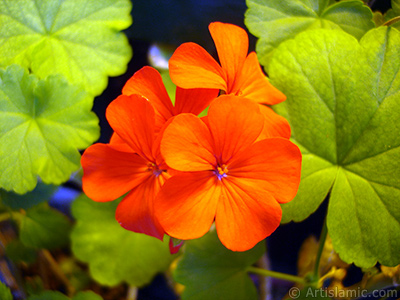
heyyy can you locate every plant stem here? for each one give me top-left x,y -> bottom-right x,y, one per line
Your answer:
382,16 -> 400,27
41,250 -> 75,297
127,286 -> 138,300
313,218 -> 328,279
247,266 -> 305,284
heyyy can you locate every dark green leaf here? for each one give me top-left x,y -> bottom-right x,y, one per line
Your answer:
72,291 -> 103,300
20,204 -> 71,249
27,291 -> 68,300
27,290 -> 103,300
71,194 -> 174,287
174,229 -> 265,300
1,182 -> 58,210
393,0 -> 400,13
5,240 -> 37,263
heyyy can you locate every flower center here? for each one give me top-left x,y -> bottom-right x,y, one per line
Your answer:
215,164 -> 228,180
147,162 -> 162,177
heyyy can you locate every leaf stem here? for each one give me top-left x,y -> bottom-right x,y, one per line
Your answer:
40,249 -> 75,297
247,266 -> 305,284
382,16 -> 400,27
313,218 -> 328,279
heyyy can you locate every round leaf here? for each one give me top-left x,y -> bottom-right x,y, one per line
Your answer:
174,229 -> 265,300
20,204 -> 72,249
245,0 -> 375,68
0,65 -> 99,194
269,27 -> 400,267
0,0 -> 132,95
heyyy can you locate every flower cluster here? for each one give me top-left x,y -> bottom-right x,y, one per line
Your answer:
81,22 -> 302,252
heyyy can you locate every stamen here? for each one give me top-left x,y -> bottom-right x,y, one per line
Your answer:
215,164 -> 228,180
147,162 -> 162,177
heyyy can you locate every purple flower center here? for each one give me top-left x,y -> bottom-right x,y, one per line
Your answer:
147,162 -> 162,177
214,164 -> 228,180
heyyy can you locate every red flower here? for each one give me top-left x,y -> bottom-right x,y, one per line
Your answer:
155,96 -> 302,251
169,22 -> 286,105
122,66 -> 218,131
81,95 -> 168,240
81,67 -> 218,240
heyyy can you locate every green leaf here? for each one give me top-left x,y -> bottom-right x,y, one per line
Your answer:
281,152 -> 337,223
174,229 -> 265,300
160,70 -> 208,117
245,0 -> 375,68
27,291 -> 103,300
269,27 -> 400,267
393,0 -> 400,13
0,65 -> 99,194
1,182 -> 57,210
5,240 -> 37,263
19,203 -> 71,249
0,0 -> 132,95
0,282 -> 13,300
73,291 -> 103,300
71,194 -> 174,287
372,11 -> 385,27
160,70 -> 176,104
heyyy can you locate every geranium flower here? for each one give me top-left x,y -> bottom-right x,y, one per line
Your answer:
155,96 -> 302,251
81,94 -> 169,240
169,22 -> 286,105
121,66 -> 218,131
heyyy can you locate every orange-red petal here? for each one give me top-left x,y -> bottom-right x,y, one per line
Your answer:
169,42 -> 227,90
209,22 -> 248,91
229,138 -> 302,203
207,95 -> 264,164
161,113 -> 216,171
152,117 -> 175,168
116,173 -> 168,240
233,52 -> 286,105
106,94 -> 155,162
81,144 -> 149,202
257,104 -> 291,140
215,177 -> 282,251
122,66 -> 174,127
173,87 -> 218,116
109,133 -> 134,152
155,172 -> 220,240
